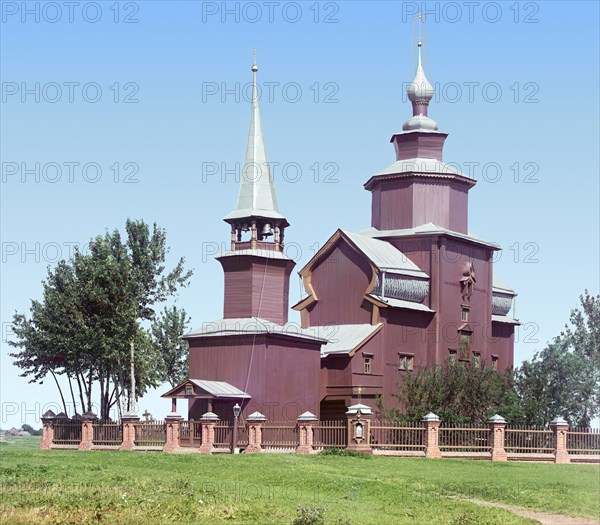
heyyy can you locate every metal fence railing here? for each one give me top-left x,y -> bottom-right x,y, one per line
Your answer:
314,420 -> 347,449
52,419 -> 82,445
439,424 -> 489,452
92,421 -> 123,446
261,422 -> 298,449
134,421 -> 166,447
505,426 -> 554,454
567,428 -> 600,455
179,420 -> 202,447
371,420 -> 425,451
213,421 -> 232,448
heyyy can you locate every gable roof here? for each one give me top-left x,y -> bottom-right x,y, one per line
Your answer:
319,323 -> 383,357
340,230 -> 428,277
161,379 -> 251,399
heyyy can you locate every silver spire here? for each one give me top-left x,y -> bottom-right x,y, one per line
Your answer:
224,51 -> 286,223
402,18 -> 439,132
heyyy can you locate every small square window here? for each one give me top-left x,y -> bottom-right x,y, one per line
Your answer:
398,354 -> 414,371
363,357 -> 372,374
449,349 -> 457,363
461,307 -> 469,322
185,385 -> 193,396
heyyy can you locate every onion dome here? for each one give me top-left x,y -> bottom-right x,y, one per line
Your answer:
403,42 -> 438,132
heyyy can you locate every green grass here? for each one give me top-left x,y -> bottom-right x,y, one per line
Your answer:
1,438 -> 599,524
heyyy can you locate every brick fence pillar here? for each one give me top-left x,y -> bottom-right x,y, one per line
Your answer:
120,415 -> 140,451
422,412 -> 442,459
199,412 -> 219,455
297,411 -> 317,455
346,404 -> 373,454
163,414 -> 183,453
245,411 -> 266,453
40,410 -> 56,450
550,417 -> 570,464
78,411 -> 97,450
488,414 -> 508,461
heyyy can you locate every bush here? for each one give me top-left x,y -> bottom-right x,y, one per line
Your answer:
291,505 -> 328,525
318,448 -> 371,459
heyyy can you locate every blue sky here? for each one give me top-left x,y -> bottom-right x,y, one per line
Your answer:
1,1 -> 598,428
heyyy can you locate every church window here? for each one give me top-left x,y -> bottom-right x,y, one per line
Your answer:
363,357 -> 372,374
491,355 -> 499,369
461,306 -> 470,322
398,354 -> 414,371
185,385 -> 193,396
449,349 -> 457,363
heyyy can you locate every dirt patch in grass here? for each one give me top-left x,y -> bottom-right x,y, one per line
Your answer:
455,498 -> 600,525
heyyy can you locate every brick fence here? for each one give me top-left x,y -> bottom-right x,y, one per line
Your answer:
39,406 -> 600,463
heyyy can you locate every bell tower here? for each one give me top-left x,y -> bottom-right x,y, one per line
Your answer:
365,15 -> 476,234
218,53 -> 295,325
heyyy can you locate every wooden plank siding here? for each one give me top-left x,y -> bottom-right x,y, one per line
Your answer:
306,240 -> 373,327
220,255 -> 295,325
188,334 -> 322,421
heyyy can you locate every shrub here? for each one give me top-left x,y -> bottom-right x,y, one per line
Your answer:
291,504 -> 328,525
319,448 -> 371,459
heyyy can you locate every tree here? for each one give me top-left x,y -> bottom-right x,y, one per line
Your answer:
21,424 -> 42,436
515,291 -> 599,427
379,358 -> 524,425
101,219 -> 193,413
151,306 -> 190,387
10,219 -> 193,419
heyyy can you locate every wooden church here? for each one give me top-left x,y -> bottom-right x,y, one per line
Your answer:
162,44 -> 519,422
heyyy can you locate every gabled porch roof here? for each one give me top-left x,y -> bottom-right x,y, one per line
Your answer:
161,379 -> 251,399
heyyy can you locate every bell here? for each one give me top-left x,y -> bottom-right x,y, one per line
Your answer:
260,223 -> 273,236
241,223 -> 250,232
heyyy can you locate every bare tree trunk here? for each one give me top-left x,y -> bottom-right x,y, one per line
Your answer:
104,370 -> 111,420
75,370 -> 86,413
49,370 -> 68,415
129,339 -> 136,414
99,368 -> 105,420
87,367 -> 93,412
107,380 -> 118,418
67,374 -> 78,415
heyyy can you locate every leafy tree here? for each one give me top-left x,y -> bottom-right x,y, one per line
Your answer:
515,291 -> 599,427
9,219 -> 193,419
380,359 -> 524,425
101,219 -> 193,413
21,424 -> 42,436
151,306 -> 190,387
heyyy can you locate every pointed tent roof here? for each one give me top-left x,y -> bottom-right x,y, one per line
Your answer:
224,54 -> 287,225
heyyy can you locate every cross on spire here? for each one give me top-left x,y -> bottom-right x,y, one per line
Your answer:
223,51 -> 289,243
413,11 -> 427,46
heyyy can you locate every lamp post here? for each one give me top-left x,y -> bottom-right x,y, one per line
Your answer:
231,403 -> 241,454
